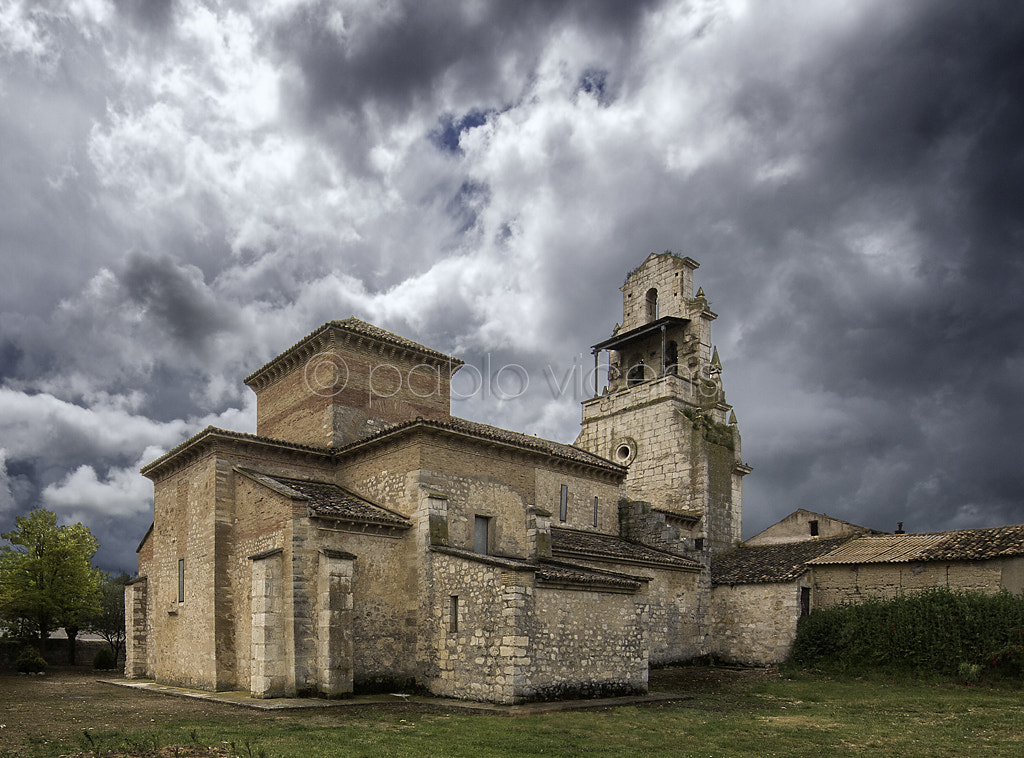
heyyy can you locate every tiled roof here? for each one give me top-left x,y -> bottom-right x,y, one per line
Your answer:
712,537 -> 852,585
430,546 -> 646,591
340,416 -> 625,474
808,525 -> 1024,565
244,317 -> 462,389
551,527 -> 700,570
141,426 -> 331,478
240,469 -> 411,528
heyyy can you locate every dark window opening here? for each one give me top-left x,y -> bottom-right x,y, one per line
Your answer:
559,484 -> 568,522
809,520 -> 819,536
800,587 -> 811,617
449,595 -> 459,632
627,358 -> 646,386
474,516 -> 490,554
645,288 -> 659,322
694,537 -> 704,551
665,341 -> 678,375
593,496 -> 599,527
178,558 -> 185,603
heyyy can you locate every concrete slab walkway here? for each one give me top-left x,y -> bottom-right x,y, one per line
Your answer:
102,678 -> 689,715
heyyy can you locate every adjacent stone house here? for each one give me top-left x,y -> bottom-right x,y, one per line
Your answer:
710,512 -> 1024,664
807,526 -> 1024,607
127,252 -> 749,703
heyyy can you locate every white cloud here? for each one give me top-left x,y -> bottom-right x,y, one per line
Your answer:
42,453 -> 155,519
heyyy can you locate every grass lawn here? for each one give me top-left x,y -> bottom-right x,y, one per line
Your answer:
2,668 -> 1022,757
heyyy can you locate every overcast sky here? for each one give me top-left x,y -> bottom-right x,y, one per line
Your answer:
2,0 -> 1023,572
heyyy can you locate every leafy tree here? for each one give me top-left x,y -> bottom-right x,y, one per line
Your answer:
89,572 -> 130,664
0,509 -> 103,661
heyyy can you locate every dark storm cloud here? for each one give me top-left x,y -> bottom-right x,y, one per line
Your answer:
120,253 -> 237,348
272,0 -> 660,122
727,0 -> 1024,535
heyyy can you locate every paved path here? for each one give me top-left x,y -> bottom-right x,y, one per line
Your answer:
103,679 -> 688,715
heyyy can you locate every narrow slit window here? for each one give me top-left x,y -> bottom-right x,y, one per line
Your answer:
809,520 -> 819,536
559,484 -> 568,522
178,558 -> 185,603
694,537 -> 704,552
593,496 -> 599,527
449,595 -> 459,632
800,587 -> 811,617
474,515 -> 490,554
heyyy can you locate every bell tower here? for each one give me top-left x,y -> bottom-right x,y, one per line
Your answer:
575,252 -> 751,553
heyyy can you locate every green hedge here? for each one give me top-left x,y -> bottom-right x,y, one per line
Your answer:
788,587 -> 1024,677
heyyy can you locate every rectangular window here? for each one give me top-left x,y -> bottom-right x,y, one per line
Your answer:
809,520 -> 819,536
559,484 -> 568,522
800,587 -> 811,617
593,496 -> 599,527
449,595 -> 459,632
177,558 -> 185,603
474,516 -> 490,554
694,537 -> 704,552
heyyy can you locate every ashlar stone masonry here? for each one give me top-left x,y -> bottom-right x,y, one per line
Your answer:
127,253 -> 749,703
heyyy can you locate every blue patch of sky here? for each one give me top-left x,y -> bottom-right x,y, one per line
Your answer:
430,109 -> 493,154
578,69 -> 609,103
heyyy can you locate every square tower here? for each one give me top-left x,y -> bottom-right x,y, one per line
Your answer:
575,252 -> 751,553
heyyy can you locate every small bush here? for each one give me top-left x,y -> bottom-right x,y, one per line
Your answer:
958,661 -> 982,684
15,646 -> 48,673
93,646 -> 117,670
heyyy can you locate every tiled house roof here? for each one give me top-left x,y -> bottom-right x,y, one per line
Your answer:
244,317 -> 462,389
430,546 -> 646,592
340,416 -> 625,474
711,537 -> 852,585
808,525 -> 1024,565
239,469 -> 411,528
552,527 -> 701,570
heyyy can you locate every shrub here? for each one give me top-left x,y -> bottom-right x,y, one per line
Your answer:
93,646 -> 117,670
788,587 -> 1024,678
15,646 -> 48,673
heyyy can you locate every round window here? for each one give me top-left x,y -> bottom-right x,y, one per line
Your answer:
611,439 -> 636,465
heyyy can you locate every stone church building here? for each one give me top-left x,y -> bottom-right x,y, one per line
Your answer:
125,251 -> 752,702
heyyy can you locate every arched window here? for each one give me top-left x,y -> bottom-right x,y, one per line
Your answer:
645,288 -> 659,321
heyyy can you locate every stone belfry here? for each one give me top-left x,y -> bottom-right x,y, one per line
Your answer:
575,252 -> 751,553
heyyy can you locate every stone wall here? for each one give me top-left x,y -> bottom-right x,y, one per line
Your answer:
710,581 -> 805,665
565,555 -> 705,664
620,253 -> 697,331
424,551 -> 648,704
425,552 -> 525,703
249,326 -> 454,447
530,585 -> 647,700
813,560 -> 1009,608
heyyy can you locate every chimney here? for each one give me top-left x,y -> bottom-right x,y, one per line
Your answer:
895,522 -> 905,534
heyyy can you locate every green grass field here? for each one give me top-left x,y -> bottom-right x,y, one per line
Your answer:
3,669 -> 1022,758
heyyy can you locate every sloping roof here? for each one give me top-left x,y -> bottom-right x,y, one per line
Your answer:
244,317 -> 463,390
339,416 -> 625,474
808,525 -> 1024,565
143,412 -> 624,482
712,537 -> 852,585
430,545 -> 646,592
551,527 -> 701,571
239,469 -> 411,528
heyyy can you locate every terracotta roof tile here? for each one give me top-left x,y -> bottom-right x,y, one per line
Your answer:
712,537 -> 852,585
808,525 -> 1024,565
240,469 -> 410,528
339,416 -> 625,474
551,527 -> 700,570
